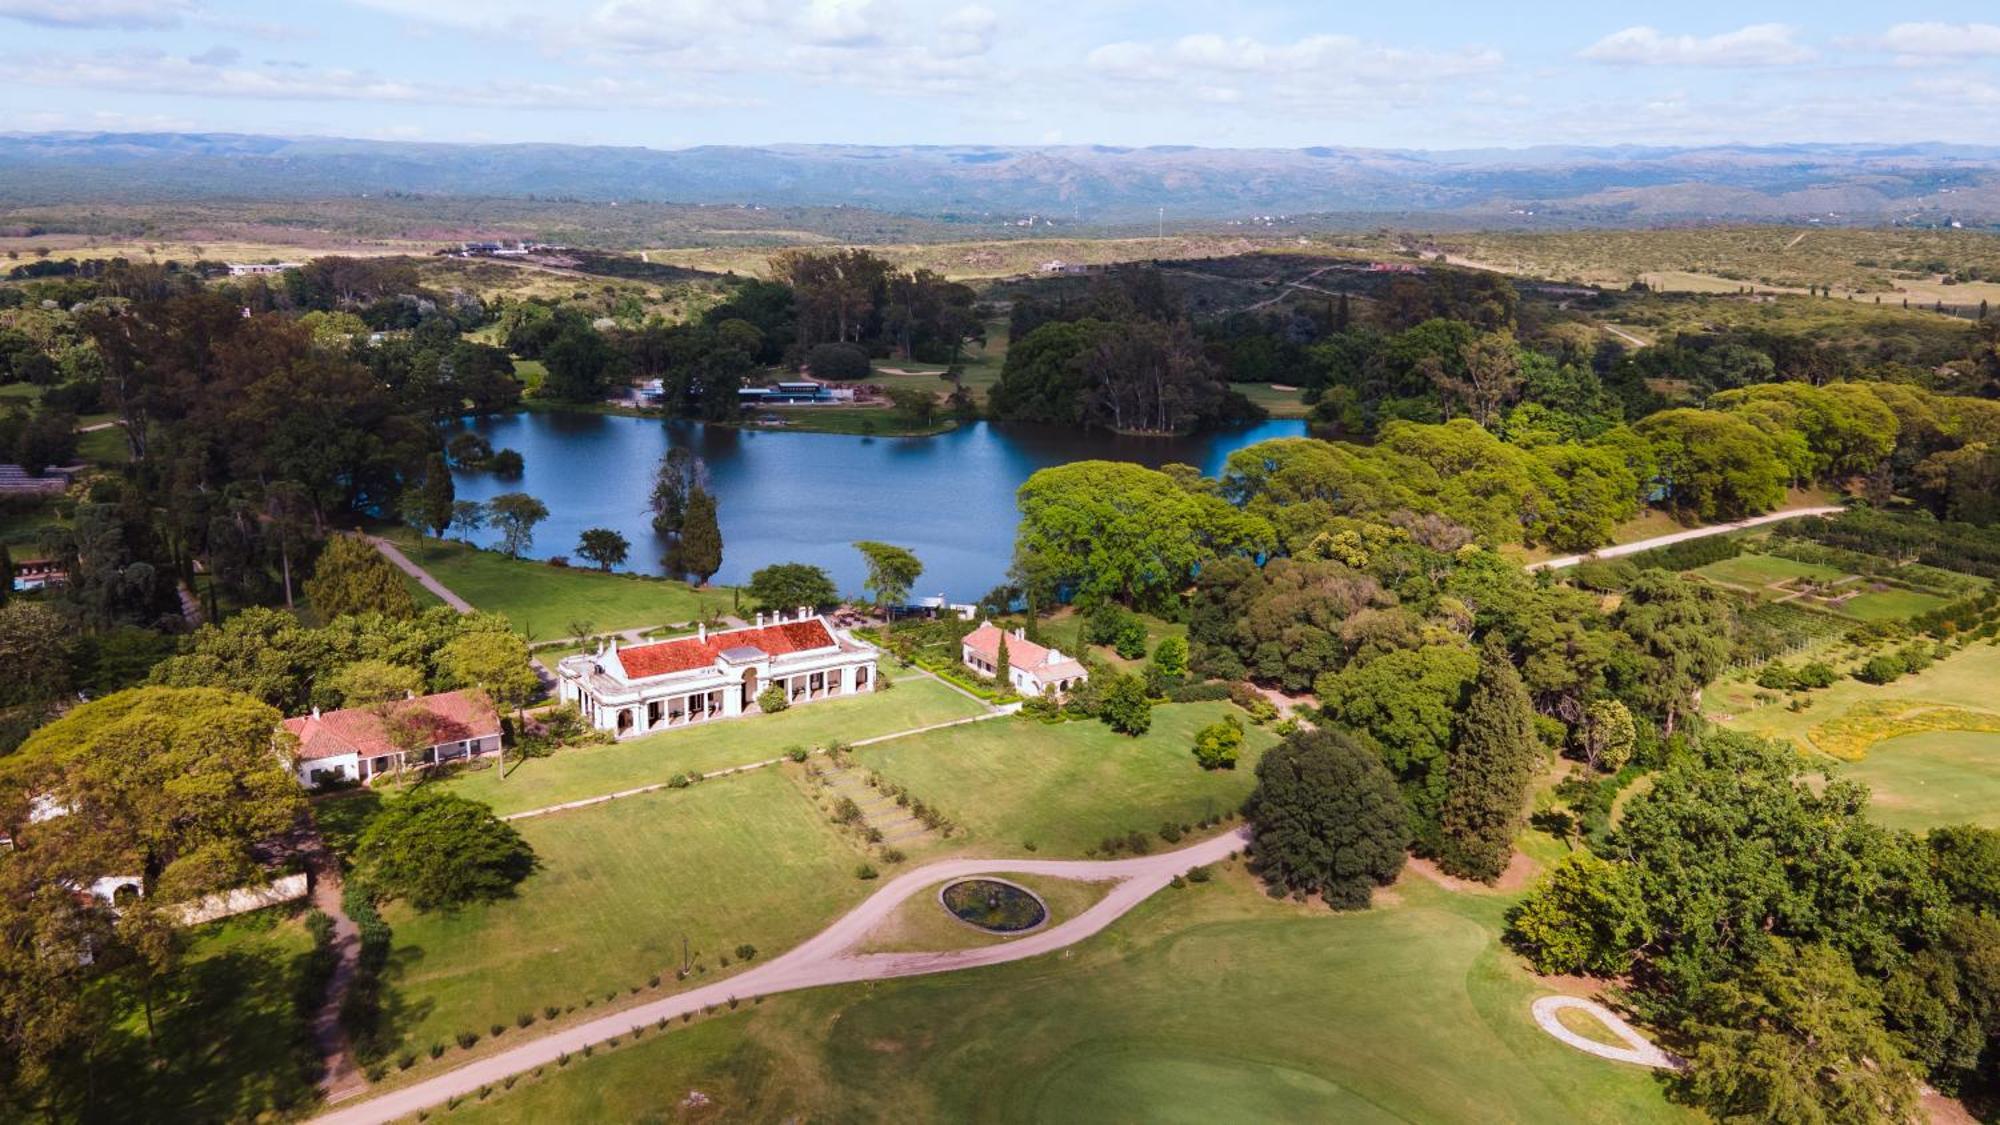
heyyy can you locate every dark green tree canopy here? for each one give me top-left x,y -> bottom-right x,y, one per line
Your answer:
1245,728 -> 1409,910
746,562 -> 838,611
303,535 -> 417,623
354,790 -> 536,911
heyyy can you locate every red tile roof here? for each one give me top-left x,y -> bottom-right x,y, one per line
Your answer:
962,622 -> 1085,678
616,619 -> 836,679
281,690 -> 501,761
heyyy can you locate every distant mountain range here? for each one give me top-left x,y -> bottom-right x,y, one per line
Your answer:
4,132 -> 2000,226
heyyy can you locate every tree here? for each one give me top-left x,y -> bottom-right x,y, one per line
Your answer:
1192,714 -> 1244,769
1437,634 -> 1543,883
854,540 -> 923,609
440,631 -> 538,712
449,499 -> 487,542
1244,728 -> 1409,909
1582,698 -> 1637,772
1678,943 -> 1923,1125
1506,852 -> 1651,975
994,631 -> 1011,687
353,790 -> 535,910
1612,571 -> 1737,735
487,492 -> 549,559
804,342 -> 870,381
328,659 -> 423,708
539,321 -> 619,402
1315,642 -> 1479,853
678,488 -> 723,585
745,562 -> 837,612
0,602 -> 73,709
648,448 -> 708,536
417,452 -> 454,537
1634,408 -> 1788,521
1151,634 -> 1189,679
576,528 -> 630,571
304,535 -> 417,623
1097,672 -> 1153,736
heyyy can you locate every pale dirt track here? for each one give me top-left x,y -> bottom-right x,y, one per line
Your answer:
1526,506 -> 1845,572
311,827 -> 1250,1125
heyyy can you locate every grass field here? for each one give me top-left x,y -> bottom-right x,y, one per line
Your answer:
442,676 -> 989,816
1692,552 -> 1846,592
1832,587 -> 1950,622
856,703 -> 1275,857
1714,639 -> 2000,756
856,872 -> 1114,954
377,767 -> 871,1061
448,867 -> 1683,1124
376,529 -> 736,636
1232,381 -> 1310,419
1840,731 -> 2000,832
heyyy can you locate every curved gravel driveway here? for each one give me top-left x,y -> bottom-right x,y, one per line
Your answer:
313,827 -> 1251,1125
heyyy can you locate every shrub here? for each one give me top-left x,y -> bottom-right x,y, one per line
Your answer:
856,863 -> 879,880
517,1011 -> 535,1028
367,1063 -> 388,1083
879,846 -> 906,864
543,1005 -> 560,1020
557,1052 -> 570,1067
1187,864 -> 1213,883
736,943 -> 758,961
1159,822 -> 1183,844
648,974 -> 660,987
429,1042 -> 446,1060
668,772 -> 693,788
398,1052 -> 417,1070
786,745 -> 809,762
456,1031 -> 479,1050
1192,714 -> 1245,770
1171,680 -> 1235,703
490,1023 -> 505,1038
757,684 -> 789,713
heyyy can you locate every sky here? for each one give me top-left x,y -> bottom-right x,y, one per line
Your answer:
2,0 -> 1999,151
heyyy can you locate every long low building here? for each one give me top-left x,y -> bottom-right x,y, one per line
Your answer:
557,610 -> 879,737
281,689 -> 503,786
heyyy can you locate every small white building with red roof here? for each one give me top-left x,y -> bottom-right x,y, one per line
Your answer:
555,609 -> 879,738
961,621 -> 1088,698
280,689 -> 502,786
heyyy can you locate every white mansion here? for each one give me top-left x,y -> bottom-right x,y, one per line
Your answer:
556,610 -> 880,737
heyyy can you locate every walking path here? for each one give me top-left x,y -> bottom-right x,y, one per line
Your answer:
310,827 -> 1248,1125
306,856 -> 369,1103
1527,506 -> 1846,572
1530,996 -> 1680,1070
359,534 -> 473,612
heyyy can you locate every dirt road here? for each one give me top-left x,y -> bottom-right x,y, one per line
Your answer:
1527,506 -> 1845,572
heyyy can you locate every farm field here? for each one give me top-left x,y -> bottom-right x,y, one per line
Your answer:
1713,640 -> 2000,757
1841,731 -> 2000,832
855,703 -> 1276,857
374,767 -> 871,1063
447,869 -> 1683,1124
1691,552 -> 1846,591
374,529 -> 736,636
442,675 -> 989,816
1832,587 -> 1951,622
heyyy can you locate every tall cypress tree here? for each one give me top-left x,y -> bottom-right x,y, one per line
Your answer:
678,488 -> 723,586
419,452 -> 455,538
994,631 -> 1011,688
1438,632 -> 1541,883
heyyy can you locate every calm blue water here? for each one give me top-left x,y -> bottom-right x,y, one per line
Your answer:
447,415 -> 1305,599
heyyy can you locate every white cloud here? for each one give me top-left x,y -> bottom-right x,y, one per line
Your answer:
1087,33 -> 1501,84
0,48 -> 758,110
0,0 -> 194,28
1579,24 -> 1814,67
1878,22 -> 2000,60
796,0 -> 881,46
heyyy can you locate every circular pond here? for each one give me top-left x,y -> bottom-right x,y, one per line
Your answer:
938,877 -> 1049,934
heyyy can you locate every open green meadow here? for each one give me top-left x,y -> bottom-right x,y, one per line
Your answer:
1840,731 -> 2000,833
1831,587 -> 1950,623
1713,638 -> 2000,751
448,868 -> 1684,1124
857,703 -> 1275,857
1691,552 -> 1845,592
1232,381 -> 1310,418
376,767 -> 871,1060
444,675 -> 989,816
376,529 -> 736,636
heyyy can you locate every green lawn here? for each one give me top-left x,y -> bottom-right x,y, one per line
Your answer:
91,908 -> 320,1121
1232,381 -> 1311,419
377,767 -> 871,1061
376,529 -> 736,636
857,702 -> 1275,857
1713,639 -> 2000,753
450,869 -> 1684,1124
1692,552 -> 1846,592
1841,731 -> 2000,832
1832,587 -> 1950,623
443,676 -> 989,817
76,424 -> 130,465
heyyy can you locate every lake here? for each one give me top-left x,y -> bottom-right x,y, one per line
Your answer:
448,413 -> 1306,599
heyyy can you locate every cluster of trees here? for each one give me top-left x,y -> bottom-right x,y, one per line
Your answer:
769,249 -> 982,365
991,269 -> 1264,434
1509,732 -> 2000,1119
649,449 -> 723,584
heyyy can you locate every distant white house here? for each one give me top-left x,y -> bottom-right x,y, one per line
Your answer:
225,262 -> 302,276
961,621 -> 1088,698
556,611 -> 878,737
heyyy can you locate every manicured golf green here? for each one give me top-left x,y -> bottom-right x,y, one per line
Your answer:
448,871 -> 1685,1124
379,768 -> 871,1060
377,529 -> 736,636
444,676 -> 988,816
857,703 -> 1276,857
1842,731 -> 2000,831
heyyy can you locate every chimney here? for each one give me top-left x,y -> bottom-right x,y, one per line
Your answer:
755,612 -> 765,628
1014,627 -> 1026,641
798,605 -> 810,621
697,622 -> 706,642
311,706 -> 321,720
